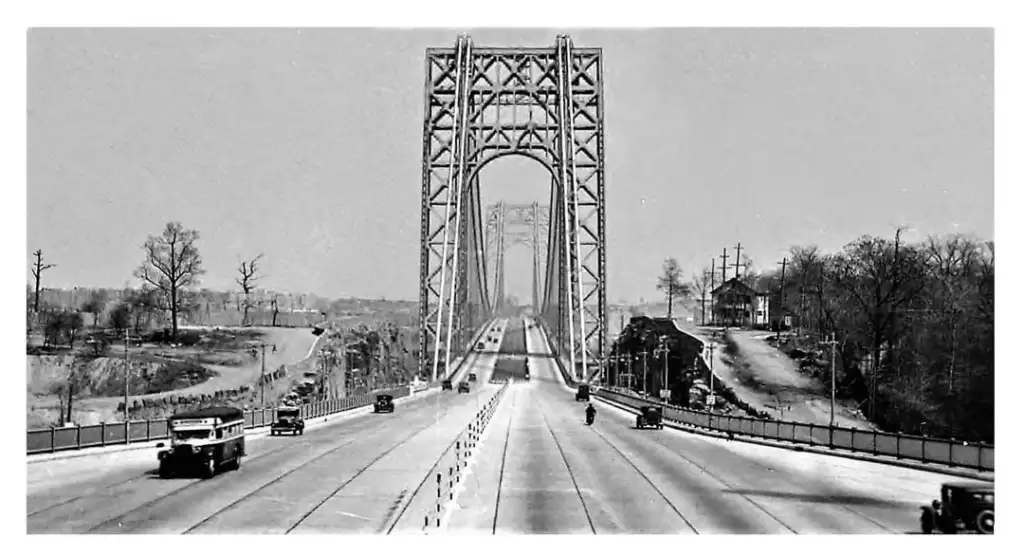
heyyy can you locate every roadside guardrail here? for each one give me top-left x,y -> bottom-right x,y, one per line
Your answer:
27,384 -> 414,455
534,319 -> 994,473
595,387 -> 994,472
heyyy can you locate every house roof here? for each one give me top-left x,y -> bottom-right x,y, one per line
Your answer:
711,277 -> 768,296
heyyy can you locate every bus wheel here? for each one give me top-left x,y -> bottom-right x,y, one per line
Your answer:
203,459 -> 217,479
158,463 -> 171,479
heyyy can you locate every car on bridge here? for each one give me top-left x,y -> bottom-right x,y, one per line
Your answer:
270,406 -> 305,436
442,379 -> 453,391
457,381 -> 471,394
374,394 -> 395,413
920,482 -> 994,534
635,406 -> 664,430
156,406 -> 246,479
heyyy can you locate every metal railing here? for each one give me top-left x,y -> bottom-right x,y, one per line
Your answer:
595,388 -> 995,472
27,384 -> 415,455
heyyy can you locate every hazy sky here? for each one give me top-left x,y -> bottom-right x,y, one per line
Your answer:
27,28 -> 993,303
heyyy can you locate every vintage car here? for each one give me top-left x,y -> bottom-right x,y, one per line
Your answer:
457,381 -> 471,393
441,379 -> 453,391
575,384 -> 590,402
157,406 -> 246,479
635,405 -> 664,430
468,372 -> 478,383
270,406 -> 305,436
374,394 -> 395,413
920,482 -> 994,534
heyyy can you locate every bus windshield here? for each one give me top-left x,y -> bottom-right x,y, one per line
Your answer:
174,429 -> 212,441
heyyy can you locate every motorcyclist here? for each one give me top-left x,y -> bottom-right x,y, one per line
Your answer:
585,403 -> 596,423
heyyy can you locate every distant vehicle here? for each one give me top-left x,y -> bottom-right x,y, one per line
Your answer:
920,482 -> 994,534
468,372 -> 477,382
575,384 -> 590,402
442,380 -> 453,391
457,381 -> 471,394
157,406 -> 245,479
635,405 -> 664,430
476,341 -> 485,350
374,394 -> 395,413
270,406 -> 305,436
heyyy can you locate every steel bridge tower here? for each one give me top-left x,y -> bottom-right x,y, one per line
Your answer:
418,34 -> 607,383
485,202 -> 550,316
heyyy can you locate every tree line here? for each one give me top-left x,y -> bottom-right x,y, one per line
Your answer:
679,230 -> 994,442
29,221 -> 278,346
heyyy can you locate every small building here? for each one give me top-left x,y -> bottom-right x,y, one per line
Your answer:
711,278 -> 770,328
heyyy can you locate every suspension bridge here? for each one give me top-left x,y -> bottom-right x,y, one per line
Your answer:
25,33 -> 993,536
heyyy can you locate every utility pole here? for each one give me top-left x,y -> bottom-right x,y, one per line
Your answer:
732,243 -> 744,279
261,343 -> 267,408
777,257 -> 787,332
123,329 -> 130,422
30,249 -> 56,313
719,248 -> 729,285
710,258 -> 717,326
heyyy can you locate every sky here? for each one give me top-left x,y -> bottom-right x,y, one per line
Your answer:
27,28 -> 993,304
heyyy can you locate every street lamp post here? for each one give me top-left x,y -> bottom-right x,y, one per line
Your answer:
653,335 -> 669,401
122,329 -> 142,423
821,331 -> 839,448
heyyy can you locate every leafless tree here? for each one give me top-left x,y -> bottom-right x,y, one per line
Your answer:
656,257 -> 690,319
691,267 -> 713,325
134,222 -> 205,340
236,254 -> 264,326
30,249 -> 56,314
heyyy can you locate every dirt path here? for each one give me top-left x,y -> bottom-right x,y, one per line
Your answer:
674,323 -> 874,430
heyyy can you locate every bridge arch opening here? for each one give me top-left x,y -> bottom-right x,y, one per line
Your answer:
476,153 -> 554,318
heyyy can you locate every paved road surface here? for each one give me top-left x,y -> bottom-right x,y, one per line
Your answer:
446,318 -> 981,534
27,320 -> 509,535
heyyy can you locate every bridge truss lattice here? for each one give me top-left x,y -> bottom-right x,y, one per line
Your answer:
418,34 -> 607,383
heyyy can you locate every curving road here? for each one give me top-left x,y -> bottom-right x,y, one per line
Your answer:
445,318 -> 982,534
26,321 -> 510,535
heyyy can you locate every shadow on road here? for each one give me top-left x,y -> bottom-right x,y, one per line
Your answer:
721,488 -> 914,509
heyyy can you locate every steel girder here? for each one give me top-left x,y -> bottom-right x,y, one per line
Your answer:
418,34 -> 606,382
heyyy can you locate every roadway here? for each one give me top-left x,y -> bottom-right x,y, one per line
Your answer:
445,317 -> 978,534
28,315 -> 981,534
26,319 -> 510,534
